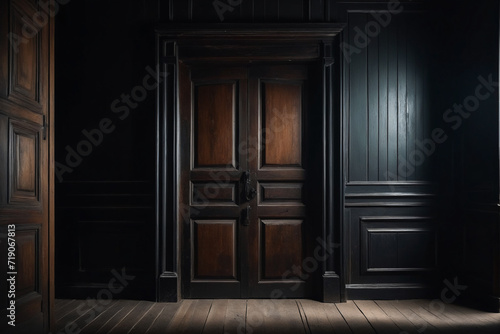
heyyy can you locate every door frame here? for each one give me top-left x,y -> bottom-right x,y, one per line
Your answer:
155,24 -> 345,302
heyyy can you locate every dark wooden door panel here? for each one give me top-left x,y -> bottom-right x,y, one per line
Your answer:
0,0 -> 47,114
261,81 -> 302,167
194,83 -> 236,167
248,65 -> 311,298
0,0 -> 53,331
9,119 -> 42,207
193,220 -> 238,279
181,66 -> 247,298
261,219 -> 304,279
259,182 -> 304,204
182,64 -> 317,298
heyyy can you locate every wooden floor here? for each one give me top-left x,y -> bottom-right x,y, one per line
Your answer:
54,298 -> 500,334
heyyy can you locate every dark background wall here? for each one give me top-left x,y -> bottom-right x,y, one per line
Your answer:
55,0 -> 499,306
55,0 -> 159,299
435,1 -> 500,309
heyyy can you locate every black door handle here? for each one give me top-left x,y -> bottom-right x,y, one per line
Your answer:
242,171 -> 257,201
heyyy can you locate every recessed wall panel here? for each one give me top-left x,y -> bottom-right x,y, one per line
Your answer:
360,217 -> 437,273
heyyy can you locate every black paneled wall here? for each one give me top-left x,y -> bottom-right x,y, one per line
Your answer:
340,3 -> 439,298
345,11 -> 432,182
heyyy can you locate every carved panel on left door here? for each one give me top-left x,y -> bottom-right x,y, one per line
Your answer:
16,227 -> 40,298
8,1 -> 43,112
9,119 -> 41,207
9,119 -> 40,207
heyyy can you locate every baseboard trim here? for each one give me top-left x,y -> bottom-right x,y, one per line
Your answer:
322,272 -> 341,302
158,272 -> 179,302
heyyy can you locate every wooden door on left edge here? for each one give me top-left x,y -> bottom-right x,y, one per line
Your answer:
180,64 -> 321,299
0,0 -> 54,333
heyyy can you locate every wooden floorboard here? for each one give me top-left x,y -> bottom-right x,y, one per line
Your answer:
184,299 -> 213,334
405,299 -> 461,333
222,299 -> 247,334
386,300 -> 440,334
145,302 -> 182,334
55,299 -> 82,323
411,299 -> 480,334
80,300 -> 127,334
353,300 -> 401,334
129,302 -> 179,334
56,299 -> 103,334
94,300 -> 140,334
280,300 -> 308,333
335,300 -> 376,334
322,302 -> 354,334
202,299 -> 229,334
299,299 -> 337,334
108,300 -> 155,334
437,301 -> 500,333
154,300 -> 193,334
54,298 -> 75,314
54,298 -> 500,334
373,300 -> 422,334
246,299 -> 307,334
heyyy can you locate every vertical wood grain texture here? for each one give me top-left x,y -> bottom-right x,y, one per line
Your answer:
262,220 -> 304,279
406,15 -> 417,182
253,0 -> 266,20
195,83 -> 235,167
16,229 -> 39,296
377,23 -> 389,181
347,12 -> 430,182
310,0 -> 325,21
262,82 -> 302,166
194,220 -> 237,279
368,17 -> 379,181
397,14 -> 408,181
17,135 -> 36,191
11,5 -> 38,103
387,13 -> 399,181
348,13 -> 368,181
279,0 -> 304,21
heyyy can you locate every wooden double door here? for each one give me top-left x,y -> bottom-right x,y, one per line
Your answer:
180,64 -> 322,298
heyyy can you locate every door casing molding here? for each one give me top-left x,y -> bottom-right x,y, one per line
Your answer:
155,23 -> 345,302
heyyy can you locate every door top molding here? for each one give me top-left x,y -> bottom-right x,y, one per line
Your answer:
156,24 -> 344,63
156,23 -> 344,41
